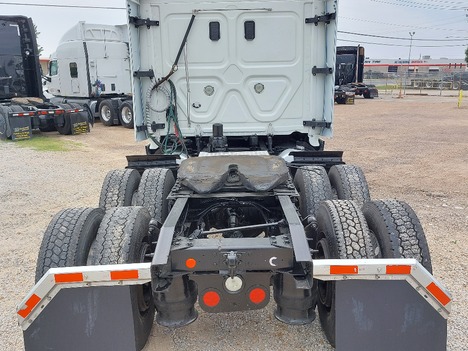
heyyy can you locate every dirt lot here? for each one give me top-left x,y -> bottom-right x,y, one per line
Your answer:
0,94 -> 466,350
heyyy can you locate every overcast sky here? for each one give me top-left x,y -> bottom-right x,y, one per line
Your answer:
1,0 -> 467,60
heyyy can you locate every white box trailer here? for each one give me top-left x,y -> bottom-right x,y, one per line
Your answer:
18,1 -> 451,350
46,22 -> 134,128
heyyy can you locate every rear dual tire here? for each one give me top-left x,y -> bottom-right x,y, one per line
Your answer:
315,200 -> 374,347
35,208 -> 104,282
119,101 -> 134,129
99,169 -> 141,209
99,100 -> 133,128
99,100 -> 118,126
293,166 -> 332,220
328,164 -> 370,206
89,206 -> 154,350
363,199 -> 432,272
35,206 -> 154,350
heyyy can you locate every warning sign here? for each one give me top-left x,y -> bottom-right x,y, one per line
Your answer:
72,122 -> 89,135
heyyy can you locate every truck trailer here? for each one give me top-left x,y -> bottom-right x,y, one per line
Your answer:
45,22 -> 134,128
18,1 -> 450,350
0,16 -> 90,140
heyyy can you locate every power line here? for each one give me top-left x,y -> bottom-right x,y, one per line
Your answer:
337,38 -> 468,48
370,0 -> 467,11
0,2 -> 125,10
339,30 -> 468,41
340,16 -> 468,33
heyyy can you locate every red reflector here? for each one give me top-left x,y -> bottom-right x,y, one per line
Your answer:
386,265 -> 411,275
39,111 -> 47,115
110,270 -> 139,280
202,291 -> 220,307
249,288 -> 266,304
330,265 -> 358,274
54,272 -> 84,283
56,110 -> 64,115
185,258 -> 197,269
427,282 -> 451,306
18,294 -> 41,318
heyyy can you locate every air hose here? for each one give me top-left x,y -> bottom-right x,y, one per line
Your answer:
144,13 -> 196,153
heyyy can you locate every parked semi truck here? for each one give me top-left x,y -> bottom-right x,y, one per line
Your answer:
19,1 -> 451,350
45,22 -> 134,128
335,45 -> 378,103
0,16 -> 90,140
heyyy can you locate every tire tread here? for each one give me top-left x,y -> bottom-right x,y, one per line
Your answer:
328,165 -> 370,206
294,166 -> 333,218
99,169 -> 141,209
35,207 -> 103,282
363,199 -> 432,272
136,168 -> 174,223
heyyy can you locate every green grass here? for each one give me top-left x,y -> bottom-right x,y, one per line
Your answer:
375,84 -> 399,90
13,135 -> 82,152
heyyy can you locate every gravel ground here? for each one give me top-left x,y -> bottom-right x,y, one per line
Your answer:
0,93 -> 466,350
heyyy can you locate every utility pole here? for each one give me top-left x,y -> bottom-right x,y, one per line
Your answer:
404,32 -> 415,95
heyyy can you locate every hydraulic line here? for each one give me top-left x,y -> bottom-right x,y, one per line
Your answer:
145,13 -> 196,151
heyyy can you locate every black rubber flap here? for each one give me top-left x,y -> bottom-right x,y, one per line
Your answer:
71,111 -> 89,135
10,115 -> 31,140
335,280 -> 447,351
24,286 -> 140,351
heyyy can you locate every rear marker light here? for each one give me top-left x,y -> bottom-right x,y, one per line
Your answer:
185,258 -> 197,269
225,276 -> 243,292
203,291 -> 220,307
249,288 -> 266,304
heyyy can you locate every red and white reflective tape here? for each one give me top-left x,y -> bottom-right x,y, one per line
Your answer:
37,110 -> 64,116
313,258 -> 452,319
11,112 -> 35,117
17,259 -> 451,330
17,262 -> 151,330
65,108 -> 84,113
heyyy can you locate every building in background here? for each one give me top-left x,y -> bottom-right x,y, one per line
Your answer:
39,57 -> 49,76
364,56 -> 467,90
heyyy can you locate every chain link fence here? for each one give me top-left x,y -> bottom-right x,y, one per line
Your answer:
364,71 -> 468,94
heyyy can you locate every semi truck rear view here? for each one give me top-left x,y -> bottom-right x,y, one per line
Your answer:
335,45 -> 378,102
0,16 -> 90,140
17,1 -> 451,350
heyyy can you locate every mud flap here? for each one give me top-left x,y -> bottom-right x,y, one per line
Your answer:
335,280 -> 447,351
23,286 -> 142,351
9,115 -> 32,140
70,112 -> 90,135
